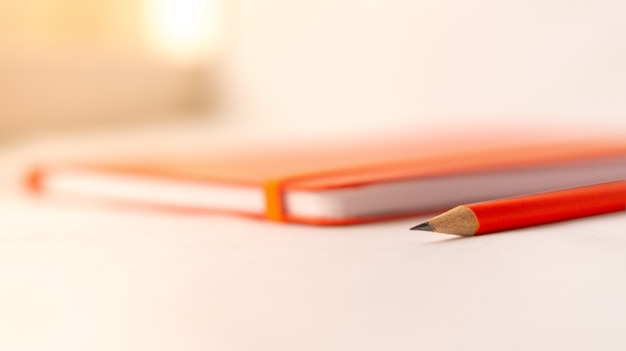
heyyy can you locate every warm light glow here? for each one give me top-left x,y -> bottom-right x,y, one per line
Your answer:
144,0 -> 222,62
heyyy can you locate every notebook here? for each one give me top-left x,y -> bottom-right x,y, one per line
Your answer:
27,131 -> 626,225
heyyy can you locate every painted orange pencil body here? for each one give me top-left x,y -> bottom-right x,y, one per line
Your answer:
412,180 -> 626,236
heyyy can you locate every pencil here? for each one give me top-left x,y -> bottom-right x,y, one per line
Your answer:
411,180 -> 626,236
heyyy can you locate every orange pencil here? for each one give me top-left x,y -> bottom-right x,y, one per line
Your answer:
411,180 -> 626,236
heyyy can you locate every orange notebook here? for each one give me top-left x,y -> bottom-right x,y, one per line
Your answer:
28,131 -> 626,225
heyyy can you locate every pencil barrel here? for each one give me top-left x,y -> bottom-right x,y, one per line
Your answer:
469,180 -> 626,235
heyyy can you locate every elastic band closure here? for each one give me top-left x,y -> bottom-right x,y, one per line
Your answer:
264,179 -> 287,221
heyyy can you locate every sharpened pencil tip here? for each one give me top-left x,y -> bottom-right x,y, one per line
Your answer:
410,222 -> 434,231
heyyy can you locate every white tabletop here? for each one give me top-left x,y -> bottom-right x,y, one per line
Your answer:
2,193 -> 626,351
2,122 -> 626,350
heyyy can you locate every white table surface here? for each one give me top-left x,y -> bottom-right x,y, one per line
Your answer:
2,194 -> 626,351
2,123 -> 626,351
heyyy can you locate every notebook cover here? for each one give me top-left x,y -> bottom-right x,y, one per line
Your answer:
28,132 -> 626,225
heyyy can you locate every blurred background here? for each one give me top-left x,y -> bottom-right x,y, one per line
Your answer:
0,0 -> 224,143
2,0 -> 626,144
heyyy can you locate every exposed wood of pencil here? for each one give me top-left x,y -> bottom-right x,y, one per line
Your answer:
411,206 -> 479,236
411,180 -> 626,236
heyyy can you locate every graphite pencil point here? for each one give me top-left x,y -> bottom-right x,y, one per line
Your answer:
410,222 -> 433,231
